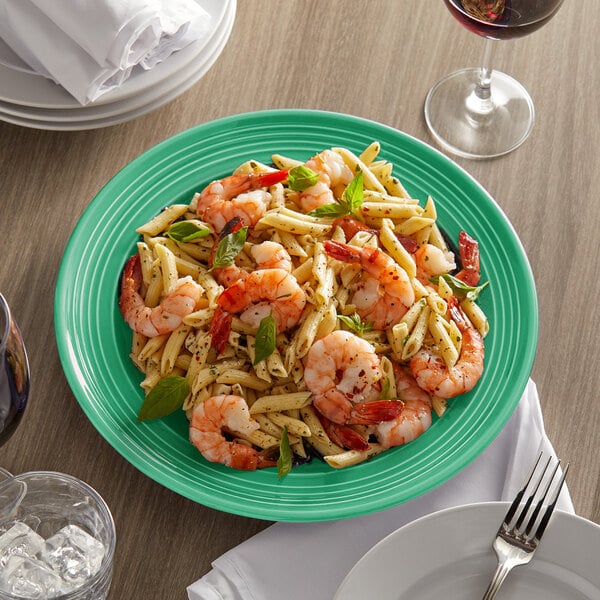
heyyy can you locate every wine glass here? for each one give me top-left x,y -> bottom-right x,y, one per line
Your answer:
0,293 -> 30,447
424,0 -> 565,159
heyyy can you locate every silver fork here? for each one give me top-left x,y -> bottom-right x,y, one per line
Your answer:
481,452 -> 569,600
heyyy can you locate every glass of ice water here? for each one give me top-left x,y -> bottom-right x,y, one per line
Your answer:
0,470 -> 116,599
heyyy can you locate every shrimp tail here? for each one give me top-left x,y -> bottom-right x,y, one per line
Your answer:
317,413 -> 370,451
348,400 -> 404,425
252,169 -> 289,188
323,240 -> 362,264
455,231 -> 480,286
209,305 -> 232,353
118,254 -> 142,317
256,447 -> 279,469
220,216 -> 245,237
121,253 -> 140,283
332,216 -> 377,241
448,296 -> 470,332
227,444 -> 278,470
330,217 -> 418,254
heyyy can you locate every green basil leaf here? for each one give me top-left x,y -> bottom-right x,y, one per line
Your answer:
307,171 -> 364,218
308,203 -> 351,218
337,312 -> 372,336
277,426 -> 292,480
431,273 -> 489,301
165,221 -> 211,242
253,314 -> 277,365
137,376 -> 189,421
287,165 -> 319,192
210,226 -> 247,270
342,171 -> 364,213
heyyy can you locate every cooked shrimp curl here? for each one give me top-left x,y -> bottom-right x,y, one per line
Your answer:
304,330 -> 403,426
299,149 -> 354,212
209,217 -> 293,287
119,254 -> 203,337
196,170 -> 288,233
410,298 -> 484,398
190,395 -> 277,470
324,240 -> 415,329
210,268 -> 307,353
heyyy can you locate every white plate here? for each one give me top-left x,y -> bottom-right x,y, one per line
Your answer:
0,1 -> 235,130
335,502 -> 600,600
0,0 -> 229,109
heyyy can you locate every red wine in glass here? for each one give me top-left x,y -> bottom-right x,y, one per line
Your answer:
0,294 -> 30,447
443,0 -> 565,40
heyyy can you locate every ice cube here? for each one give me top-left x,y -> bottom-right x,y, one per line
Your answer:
0,522 -> 45,568
39,524 -> 105,589
0,555 -> 64,599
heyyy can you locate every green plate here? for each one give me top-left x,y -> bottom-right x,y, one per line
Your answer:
54,109 -> 538,522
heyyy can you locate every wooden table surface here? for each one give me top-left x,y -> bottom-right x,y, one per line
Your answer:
1,1 -> 598,597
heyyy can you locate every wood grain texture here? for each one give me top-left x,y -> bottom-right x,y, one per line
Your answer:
0,1 -> 598,597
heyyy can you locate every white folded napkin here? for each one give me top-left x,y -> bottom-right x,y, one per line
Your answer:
187,379 -> 574,600
0,0 -> 212,104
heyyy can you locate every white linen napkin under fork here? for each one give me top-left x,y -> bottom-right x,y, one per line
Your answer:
0,0 -> 212,104
187,379 -> 574,600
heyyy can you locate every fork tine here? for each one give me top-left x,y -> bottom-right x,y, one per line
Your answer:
502,451 -> 542,526
516,455 -> 555,533
532,462 -> 569,542
523,458 -> 560,537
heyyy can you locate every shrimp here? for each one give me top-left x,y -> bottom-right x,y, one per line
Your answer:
375,365 -> 432,448
209,217 -> 292,287
299,150 -> 354,212
324,240 -> 415,329
455,231 -> 481,286
119,254 -> 202,337
304,330 -> 403,425
196,170 -> 288,233
210,268 -> 306,353
250,240 -> 293,272
414,243 -> 456,286
189,395 -> 277,470
410,298 -> 484,398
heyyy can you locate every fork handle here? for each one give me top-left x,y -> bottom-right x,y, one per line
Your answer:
481,562 -> 513,600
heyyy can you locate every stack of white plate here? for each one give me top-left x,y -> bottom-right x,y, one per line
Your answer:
0,0 -> 235,131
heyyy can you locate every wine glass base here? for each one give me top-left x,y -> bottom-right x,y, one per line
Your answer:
424,68 -> 535,160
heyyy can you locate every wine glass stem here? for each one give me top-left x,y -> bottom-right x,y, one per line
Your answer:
467,38 -> 496,118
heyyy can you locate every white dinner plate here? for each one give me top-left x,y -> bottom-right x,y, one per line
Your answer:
0,0 -> 230,109
335,502 -> 600,599
0,1 -> 235,130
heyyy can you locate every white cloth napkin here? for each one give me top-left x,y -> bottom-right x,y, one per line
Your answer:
0,0 -> 212,104
187,379 -> 574,600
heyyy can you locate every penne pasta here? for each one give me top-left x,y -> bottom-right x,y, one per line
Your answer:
249,391 -> 312,414
324,444 -> 386,469
160,324 -> 190,376
136,204 -> 189,236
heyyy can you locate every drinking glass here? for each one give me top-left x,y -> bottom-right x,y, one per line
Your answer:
0,294 -> 30,447
0,470 -> 116,599
424,0 -> 565,159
